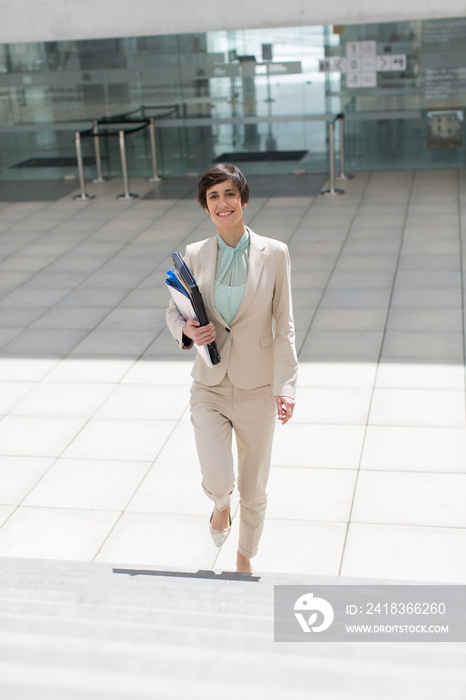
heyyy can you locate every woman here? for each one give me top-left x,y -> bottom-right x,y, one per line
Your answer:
166,163 -> 297,573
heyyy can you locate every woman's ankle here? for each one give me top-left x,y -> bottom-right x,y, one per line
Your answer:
236,551 -> 253,574
211,504 -> 230,530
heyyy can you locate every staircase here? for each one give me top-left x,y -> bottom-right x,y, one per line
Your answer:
0,557 -> 464,699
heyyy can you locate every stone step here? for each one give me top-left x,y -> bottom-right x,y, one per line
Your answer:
0,574 -> 274,606
2,623 -> 462,677
0,683 -> 119,700
0,613 -> 270,661
0,597 -> 271,634
1,557 -> 465,700
0,583 -> 272,614
1,573 -> 464,664
0,660 -> 320,700
1,556 -> 386,598
1,556 -> 355,587
0,555 -> 365,610
0,629 -> 461,700
0,624 -> 460,700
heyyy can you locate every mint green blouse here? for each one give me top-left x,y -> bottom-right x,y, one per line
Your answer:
214,229 -> 250,325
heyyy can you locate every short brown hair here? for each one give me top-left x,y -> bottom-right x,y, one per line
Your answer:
197,163 -> 250,210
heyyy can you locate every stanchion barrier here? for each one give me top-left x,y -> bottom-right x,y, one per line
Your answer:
109,105 -> 177,119
148,117 -> 161,182
79,120 -> 148,200
320,120 -> 345,196
67,106 -> 352,197
92,120 -> 107,183
336,114 -> 354,181
100,107 -> 177,183
72,131 -> 95,201
140,104 -> 180,120
117,129 -> 138,200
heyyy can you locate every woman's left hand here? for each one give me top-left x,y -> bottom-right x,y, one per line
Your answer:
275,396 -> 295,425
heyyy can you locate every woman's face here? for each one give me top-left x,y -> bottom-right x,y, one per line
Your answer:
205,178 -> 247,230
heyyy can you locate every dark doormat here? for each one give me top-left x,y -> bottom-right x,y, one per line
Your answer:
143,173 -> 327,200
142,177 -> 198,200
0,180 -> 79,201
245,173 -> 327,197
13,157 -> 97,168
214,151 -> 307,163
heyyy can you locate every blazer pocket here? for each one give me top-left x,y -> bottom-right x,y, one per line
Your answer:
260,334 -> 274,348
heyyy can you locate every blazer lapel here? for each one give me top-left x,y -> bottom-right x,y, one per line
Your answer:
231,230 -> 266,324
200,236 -> 226,325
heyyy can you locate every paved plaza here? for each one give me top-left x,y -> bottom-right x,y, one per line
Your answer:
0,169 -> 465,583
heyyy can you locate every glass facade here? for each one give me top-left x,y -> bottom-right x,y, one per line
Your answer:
0,17 -> 465,182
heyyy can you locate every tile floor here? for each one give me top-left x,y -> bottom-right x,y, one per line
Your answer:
0,169 -> 465,583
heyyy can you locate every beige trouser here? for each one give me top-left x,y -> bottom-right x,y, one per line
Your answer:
190,375 -> 276,558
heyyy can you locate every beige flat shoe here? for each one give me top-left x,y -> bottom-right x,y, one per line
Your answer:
209,509 -> 232,547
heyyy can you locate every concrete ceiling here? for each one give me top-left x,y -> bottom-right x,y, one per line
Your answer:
0,0 -> 465,43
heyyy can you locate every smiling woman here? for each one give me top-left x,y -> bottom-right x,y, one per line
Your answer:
166,163 -> 298,574
204,181 -> 247,243
197,164 -> 250,238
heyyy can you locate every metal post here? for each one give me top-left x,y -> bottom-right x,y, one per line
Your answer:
92,119 -> 107,183
73,131 -> 95,201
117,129 -> 138,200
320,121 -> 344,196
336,114 -> 354,181
148,117 -> 161,182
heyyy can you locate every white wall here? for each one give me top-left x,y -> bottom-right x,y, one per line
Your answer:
1,0 -> 465,44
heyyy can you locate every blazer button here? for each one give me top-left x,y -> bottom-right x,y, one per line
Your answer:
225,327 -> 231,332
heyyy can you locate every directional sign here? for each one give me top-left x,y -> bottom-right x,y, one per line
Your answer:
333,57 -> 347,72
346,42 -> 362,57
318,39 -> 407,88
347,58 -> 361,72
390,54 -> 407,71
376,55 -> 390,71
347,72 -> 361,87
362,72 -> 377,87
318,59 -> 332,73
361,57 -> 376,71
319,58 -> 348,73
361,41 -> 377,56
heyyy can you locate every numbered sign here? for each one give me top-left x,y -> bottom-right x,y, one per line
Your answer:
319,41 -> 407,90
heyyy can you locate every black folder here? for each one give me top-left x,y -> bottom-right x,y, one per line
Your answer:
172,252 -> 221,365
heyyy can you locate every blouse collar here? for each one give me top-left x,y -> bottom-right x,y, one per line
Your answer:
217,228 -> 250,253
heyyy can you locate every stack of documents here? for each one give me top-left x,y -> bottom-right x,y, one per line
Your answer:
165,252 -> 221,367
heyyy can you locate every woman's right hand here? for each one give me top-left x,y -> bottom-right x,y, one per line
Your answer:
183,318 -> 216,346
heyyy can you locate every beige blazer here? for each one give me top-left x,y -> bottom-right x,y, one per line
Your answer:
166,229 -> 298,398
